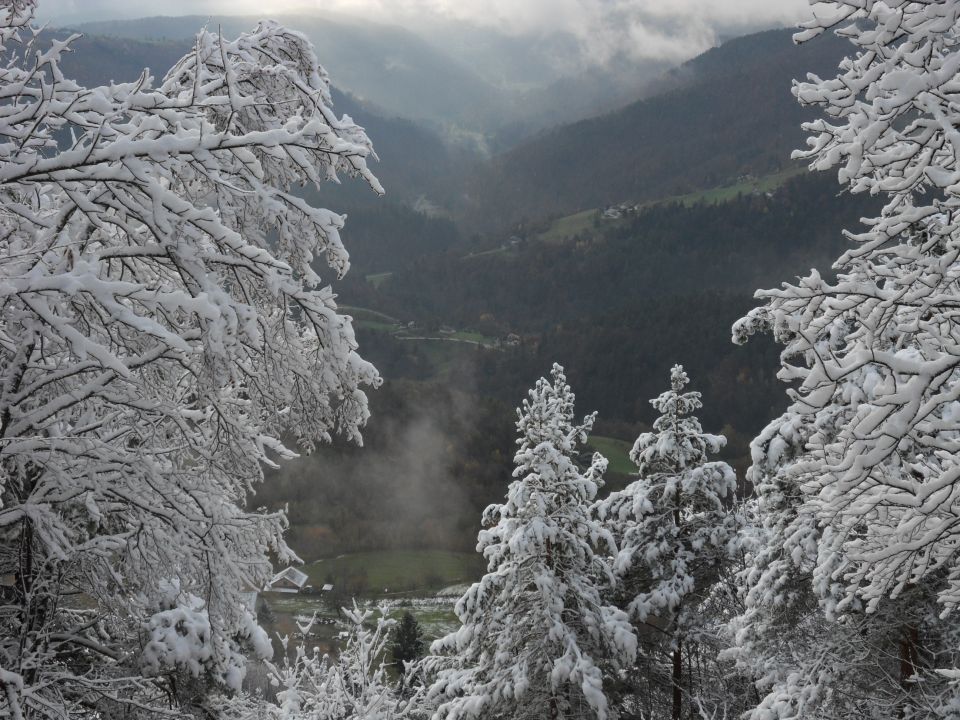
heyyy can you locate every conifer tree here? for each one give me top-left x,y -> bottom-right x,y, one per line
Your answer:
392,611 -> 425,676
426,364 -> 636,720
598,365 -> 737,720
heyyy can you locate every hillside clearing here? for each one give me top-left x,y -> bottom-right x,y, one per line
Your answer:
306,549 -> 485,597
587,435 -> 635,476
538,166 -> 806,244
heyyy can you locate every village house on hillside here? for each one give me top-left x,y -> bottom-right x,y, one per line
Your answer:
601,203 -> 639,220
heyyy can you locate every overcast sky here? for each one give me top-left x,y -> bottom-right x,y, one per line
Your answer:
38,0 -> 813,62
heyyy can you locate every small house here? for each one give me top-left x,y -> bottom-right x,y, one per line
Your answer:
267,566 -> 309,593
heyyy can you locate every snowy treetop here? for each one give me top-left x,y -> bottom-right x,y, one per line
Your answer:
632,364 -> 726,477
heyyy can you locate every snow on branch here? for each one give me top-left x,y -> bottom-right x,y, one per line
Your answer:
733,2 -> 960,716
0,5 -> 381,718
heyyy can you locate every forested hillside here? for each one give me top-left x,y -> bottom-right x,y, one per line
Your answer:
348,172 -> 878,429
257,171 -> 880,560
176,26 -> 884,564
471,29 -> 852,227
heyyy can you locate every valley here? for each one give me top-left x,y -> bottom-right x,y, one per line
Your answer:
48,1 -> 877,656
8,2 -> 958,716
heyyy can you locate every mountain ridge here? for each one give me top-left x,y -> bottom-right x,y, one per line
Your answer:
66,12 -> 675,140
469,28 -> 851,230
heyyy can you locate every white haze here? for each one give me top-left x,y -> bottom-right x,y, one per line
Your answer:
40,0 -> 811,64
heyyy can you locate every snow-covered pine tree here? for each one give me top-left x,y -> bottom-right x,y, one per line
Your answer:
426,364 -> 636,720
0,3 -> 380,717
597,365 -> 737,720
730,1 -> 960,715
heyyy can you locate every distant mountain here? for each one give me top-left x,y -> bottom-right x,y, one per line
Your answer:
391,20 -> 672,144
471,29 -> 851,229
73,14 -> 504,131
47,28 -> 477,214
48,23 -> 859,242
51,32 -> 192,87
307,89 -> 479,212
67,13 -> 674,142
489,57 -> 673,150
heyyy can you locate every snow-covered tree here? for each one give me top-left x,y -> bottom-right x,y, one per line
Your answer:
722,409 -> 960,718
730,1 -> 960,715
740,0 -> 960,618
597,365 -> 737,720
0,2 -> 380,717
426,364 -> 636,720
232,605 -> 418,720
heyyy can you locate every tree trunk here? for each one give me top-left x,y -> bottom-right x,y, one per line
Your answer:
899,622 -> 920,717
673,635 -> 682,720
673,479 -> 682,720
548,536 -> 558,720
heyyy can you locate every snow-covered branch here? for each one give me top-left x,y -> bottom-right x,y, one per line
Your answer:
0,5 -> 380,718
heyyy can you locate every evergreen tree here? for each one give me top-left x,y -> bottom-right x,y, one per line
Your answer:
426,364 -> 636,720
726,442 -> 960,718
392,611 -> 425,674
597,365 -> 737,720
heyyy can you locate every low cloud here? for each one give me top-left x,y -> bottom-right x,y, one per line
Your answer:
306,0 -> 811,63
40,0 -> 812,64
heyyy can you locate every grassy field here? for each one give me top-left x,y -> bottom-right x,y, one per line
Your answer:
382,602 -> 460,642
537,166 -> 807,244
260,591 -> 461,651
588,435 -> 635,476
449,330 -> 495,344
340,303 -> 498,354
256,547 -> 485,652
355,318 -> 399,332
647,166 -> 806,209
339,305 -> 403,332
537,208 -> 599,244
305,549 -> 485,597
462,245 -> 512,260
257,549 -> 486,652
